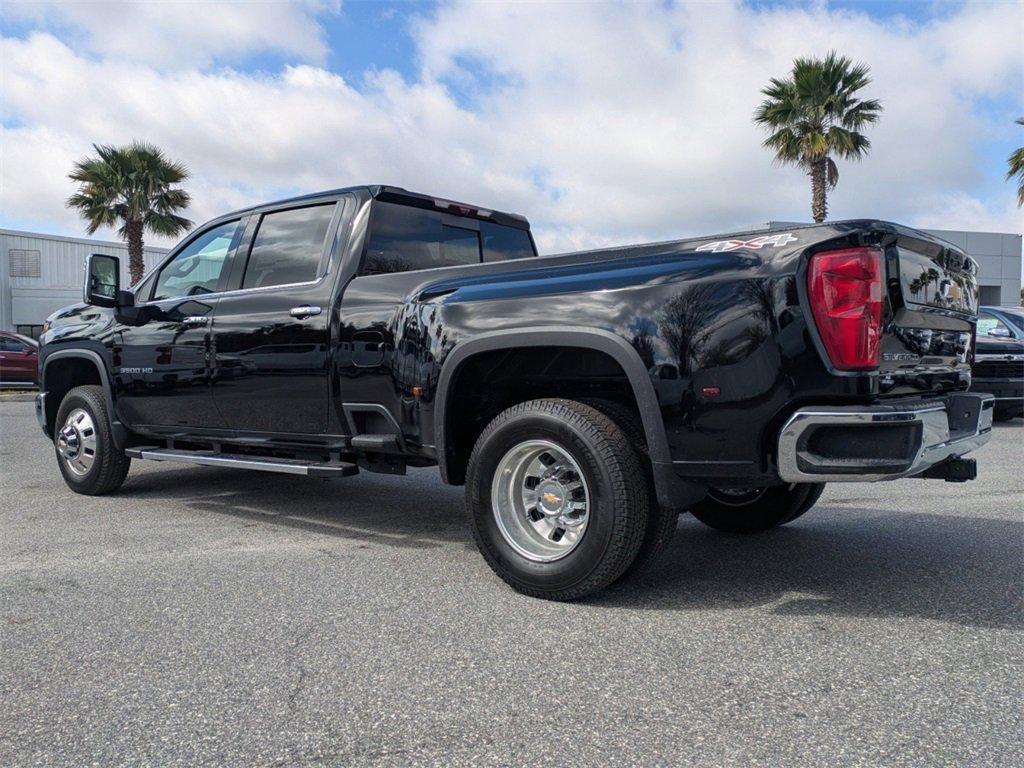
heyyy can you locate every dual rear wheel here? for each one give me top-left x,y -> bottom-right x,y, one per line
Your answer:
689,483 -> 825,534
465,399 -> 655,601
466,398 -> 825,600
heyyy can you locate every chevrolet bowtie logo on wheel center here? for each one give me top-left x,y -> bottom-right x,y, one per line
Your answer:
536,482 -> 567,515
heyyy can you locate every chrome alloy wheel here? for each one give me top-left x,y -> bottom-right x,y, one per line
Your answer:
56,408 -> 97,476
491,439 -> 591,562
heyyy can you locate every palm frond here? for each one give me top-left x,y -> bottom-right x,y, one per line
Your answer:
753,51 -> 882,219
145,211 -> 193,237
66,140 -> 193,240
1008,118 -> 1024,206
825,157 -> 839,190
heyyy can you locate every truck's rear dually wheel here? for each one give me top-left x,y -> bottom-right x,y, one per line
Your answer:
466,399 -> 649,600
689,482 -> 825,534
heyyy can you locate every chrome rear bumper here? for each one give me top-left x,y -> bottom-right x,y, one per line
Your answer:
777,392 -> 993,482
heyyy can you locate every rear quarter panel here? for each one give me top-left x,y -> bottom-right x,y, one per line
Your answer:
381,233 -> 877,482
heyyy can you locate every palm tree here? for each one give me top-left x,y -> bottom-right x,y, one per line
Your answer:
754,51 -> 882,223
1007,117 -> 1024,207
67,142 -> 192,284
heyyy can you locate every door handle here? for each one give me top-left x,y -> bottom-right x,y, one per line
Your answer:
182,316 -> 210,326
289,305 -> 323,319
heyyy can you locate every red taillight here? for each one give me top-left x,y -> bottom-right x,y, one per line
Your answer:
807,246 -> 883,370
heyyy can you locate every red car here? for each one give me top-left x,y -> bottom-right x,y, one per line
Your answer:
0,331 -> 39,386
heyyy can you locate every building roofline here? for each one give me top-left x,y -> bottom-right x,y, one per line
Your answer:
917,227 -> 1023,238
0,227 -> 171,251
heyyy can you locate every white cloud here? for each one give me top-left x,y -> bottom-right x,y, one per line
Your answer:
0,0 -> 1020,255
910,193 -> 1023,236
3,0 -> 340,69
0,125 -> 89,234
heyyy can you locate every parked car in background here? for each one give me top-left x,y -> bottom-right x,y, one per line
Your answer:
0,331 -> 39,387
972,306 -> 1024,422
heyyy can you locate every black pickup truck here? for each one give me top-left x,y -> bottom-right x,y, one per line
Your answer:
37,185 -> 993,599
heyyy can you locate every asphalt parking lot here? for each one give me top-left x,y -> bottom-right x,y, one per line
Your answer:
1,398 -> 1021,767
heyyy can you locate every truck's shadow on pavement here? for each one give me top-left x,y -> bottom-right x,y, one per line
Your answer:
600,512 -> 1023,630
123,465 -> 1023,631
125,465 -> 472,551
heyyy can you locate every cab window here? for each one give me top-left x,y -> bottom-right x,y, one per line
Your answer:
153,220 -> 241,301
241,204 -> 336,290
363,203 -> 468,275
977,312 -> 1011,338
441,224 -> 481,266
0,337 -> 27,352
481,221 -> 535,262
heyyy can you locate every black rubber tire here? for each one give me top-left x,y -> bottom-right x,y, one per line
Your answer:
465,398 -> 649,600
789,482 -> 826,522
993,408 -> 1021,422
581,398 -> 679,577
689,482 -> 822,534
54,385 -> 131,495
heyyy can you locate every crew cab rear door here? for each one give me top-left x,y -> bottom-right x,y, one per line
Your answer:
337,200 -> 523,446
208,198 -> 347,435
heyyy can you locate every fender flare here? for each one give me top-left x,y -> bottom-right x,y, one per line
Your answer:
41,349 -> 127,448
432,326 -> 691,508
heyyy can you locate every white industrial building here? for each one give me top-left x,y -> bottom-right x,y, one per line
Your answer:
0,224 -> 1020,338
0,229 -> 168,338
923,228 -> 1022,308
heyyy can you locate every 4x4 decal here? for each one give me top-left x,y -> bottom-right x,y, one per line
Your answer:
695,233 -> 798,253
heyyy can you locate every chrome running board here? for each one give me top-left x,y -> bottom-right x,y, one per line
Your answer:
125,447 -> 358,478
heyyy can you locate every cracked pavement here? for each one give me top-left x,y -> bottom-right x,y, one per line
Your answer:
1,400 -> 1022,766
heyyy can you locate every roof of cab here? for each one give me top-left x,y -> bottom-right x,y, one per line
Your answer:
224,185 -> 531,230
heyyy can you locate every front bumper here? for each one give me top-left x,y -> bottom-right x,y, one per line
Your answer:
970,377 -> 1023,406
35,392 -> 49,437
777,392 -> 993,482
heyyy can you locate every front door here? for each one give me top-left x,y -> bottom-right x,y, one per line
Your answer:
112,298 -> 220,428
113,219 -> 242,429
210,202 -> 340,435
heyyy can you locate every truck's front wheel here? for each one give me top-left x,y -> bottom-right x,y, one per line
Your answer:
688,483 -> 825,534
54,385 -> 131,495
465,399 -> 649,600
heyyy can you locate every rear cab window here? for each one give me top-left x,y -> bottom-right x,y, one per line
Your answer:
361,200 -> 535,275
481,221 -> 534,262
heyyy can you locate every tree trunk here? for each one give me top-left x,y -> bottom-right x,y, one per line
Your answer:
810,158 -> 828,223
126,219 -> 145,285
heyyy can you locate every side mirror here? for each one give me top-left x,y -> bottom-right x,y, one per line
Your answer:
988,327 -> 1011,338
84,253 -> 133,308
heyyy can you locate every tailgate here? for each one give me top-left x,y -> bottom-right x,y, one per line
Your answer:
879,234 -> 977,395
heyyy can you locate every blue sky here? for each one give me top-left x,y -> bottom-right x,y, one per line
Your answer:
1,0 -> 1021,252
